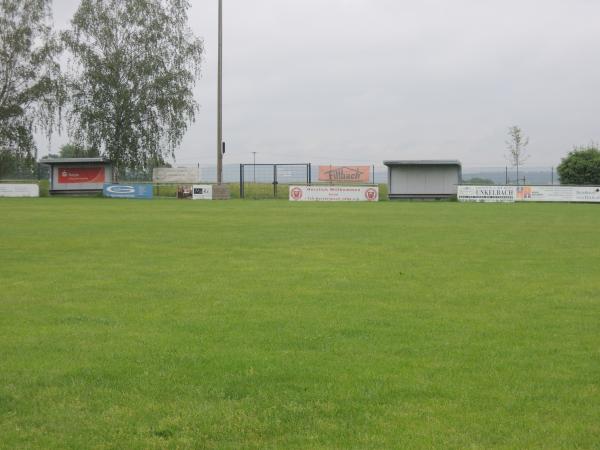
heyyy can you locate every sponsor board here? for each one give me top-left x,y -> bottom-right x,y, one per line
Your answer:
103,184 -> 153,199
318,166 -> 370,183
459,185 -> 600,203
0,184 -> 39,198
58,167 -> 105,184
192,185 -> 213,200
458,186 -> 516,202
152,167 -> 200,183
517,186 -> 600,202
289,185 -> 379,202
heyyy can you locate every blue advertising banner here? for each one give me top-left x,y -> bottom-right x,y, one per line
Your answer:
103,184 -> 153,199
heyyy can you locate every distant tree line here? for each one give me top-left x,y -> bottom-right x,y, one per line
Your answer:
0,0 -> 202,179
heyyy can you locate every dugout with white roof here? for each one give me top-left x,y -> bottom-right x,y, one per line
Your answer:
384,160 -> 462,200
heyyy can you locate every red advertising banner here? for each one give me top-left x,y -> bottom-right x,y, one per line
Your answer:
58,167 -> 105,184
318,165 -> 370,183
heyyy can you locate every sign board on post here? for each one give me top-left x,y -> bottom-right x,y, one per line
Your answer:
192,185 -> 213,200
289,185 -> 379,202
152,167 -> 200,184
318,166 -> 371,183
0,184 -> 40,197
457,186 -> 516,203
103,184 -> 153,199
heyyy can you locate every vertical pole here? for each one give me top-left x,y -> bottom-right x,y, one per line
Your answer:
505,166 -> 508,185
308,163 -> 312,185
273,165 -> 277,198
239,164 -> 243,198
216,0 -> 223,184
551,167 -> 554,185
372,165 -> 375,185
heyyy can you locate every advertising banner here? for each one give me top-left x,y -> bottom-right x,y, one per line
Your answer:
459,185 -> 600,203
192,185 -> 213,200
0,184 -> 39,198
517,186 -> 600,202
103,184 -> 153,199
152,167 -> 199,183
318,166 -> 371,183
58,167 -> 105,184
289,185 -> 379,202
458,186 -> 516,202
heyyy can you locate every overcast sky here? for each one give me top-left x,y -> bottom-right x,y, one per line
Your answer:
48,0 -> 600,167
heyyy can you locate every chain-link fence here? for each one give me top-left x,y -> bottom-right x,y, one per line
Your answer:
239,164 -> 311,199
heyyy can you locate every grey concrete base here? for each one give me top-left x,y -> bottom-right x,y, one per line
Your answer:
212,184 -> 231,200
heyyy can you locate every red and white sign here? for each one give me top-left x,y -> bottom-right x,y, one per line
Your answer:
289,185 -> 379,202
58,167 -> 105,184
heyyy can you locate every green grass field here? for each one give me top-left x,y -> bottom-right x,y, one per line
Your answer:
1,198 -> 599,449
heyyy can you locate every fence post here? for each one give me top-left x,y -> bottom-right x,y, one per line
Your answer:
239,164 -> 244,199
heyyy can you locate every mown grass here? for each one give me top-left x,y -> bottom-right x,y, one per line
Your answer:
0,198 -> 599,449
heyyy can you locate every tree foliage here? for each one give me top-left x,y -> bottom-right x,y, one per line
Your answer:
58,143 -> 99,158
62,0 -> 203,174
505,126 -> 529,184
557,144 -> 600,185
0,0 -> 63,166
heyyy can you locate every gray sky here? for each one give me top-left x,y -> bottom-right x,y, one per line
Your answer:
48,0 -> 600,167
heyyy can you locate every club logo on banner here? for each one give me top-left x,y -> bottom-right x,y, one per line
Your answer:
318,166 -> 370,183
289,185 -> 379,202
103,184 -> 153,199
291,187 -> 304,200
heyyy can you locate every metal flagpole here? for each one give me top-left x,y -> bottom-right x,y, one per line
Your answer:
217,0 -> 223,184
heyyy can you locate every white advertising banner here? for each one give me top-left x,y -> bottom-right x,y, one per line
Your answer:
152,167 -> 200,183
289,185 -> 379,202
192,185 -> 213,200
459,185 -> 600,203
516,186 -> 600,203
0,184 -> 39,198
458,185 -> 516,203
